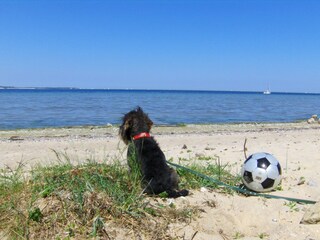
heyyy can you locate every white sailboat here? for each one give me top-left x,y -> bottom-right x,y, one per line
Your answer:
263,85 -> 271,95
263,89 -> 271,95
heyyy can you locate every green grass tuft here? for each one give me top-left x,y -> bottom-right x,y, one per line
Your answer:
0,151 -> 240,239
176,156 -> 241,193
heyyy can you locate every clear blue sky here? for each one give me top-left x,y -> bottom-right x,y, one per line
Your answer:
1,0 -> 320,92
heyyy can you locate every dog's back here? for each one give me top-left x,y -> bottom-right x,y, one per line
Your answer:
134,137 -> 188,198
119,107 -> 188,198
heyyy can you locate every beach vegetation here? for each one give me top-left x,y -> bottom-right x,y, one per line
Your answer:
177,163 -> 241,194
175,155 -> 241,193
284,201 -> 300,212
233,231 -> 245,239
0,151 -> 240,239
196,155 -> 218,161
257,232 -> 269,239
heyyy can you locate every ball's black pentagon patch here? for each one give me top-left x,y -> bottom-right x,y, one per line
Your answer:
261,178 -> 275,189
257,157 -> 270,170
244,155 -> 253,164
243,171 -> 253,183
277,163 -> 282,175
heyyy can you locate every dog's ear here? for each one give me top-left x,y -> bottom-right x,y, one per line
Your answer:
136,107 -> 153,130
119,115 -> 133,145
123,117 -> 132,132
147,118 -> 153,130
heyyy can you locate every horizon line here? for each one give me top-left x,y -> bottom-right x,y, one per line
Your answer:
1,86 -> 320,95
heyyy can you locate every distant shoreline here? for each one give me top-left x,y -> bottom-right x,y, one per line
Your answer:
0,86 -> 78,90
1,86 -> 320,95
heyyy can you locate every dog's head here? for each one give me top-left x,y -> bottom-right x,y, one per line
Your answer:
119,107 -> 153,144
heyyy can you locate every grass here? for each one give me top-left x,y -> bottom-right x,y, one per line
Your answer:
0,151 -> 240,239
257,232 -> 269,239
176,156 -> 241,193
284,201 -> 300,212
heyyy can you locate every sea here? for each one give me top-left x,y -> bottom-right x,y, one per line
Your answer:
1,89 -> 320,130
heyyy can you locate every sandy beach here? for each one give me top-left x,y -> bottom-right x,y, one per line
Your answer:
1,122 -> 320,239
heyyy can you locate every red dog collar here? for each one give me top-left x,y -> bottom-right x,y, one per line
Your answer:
132,132 -> 151,140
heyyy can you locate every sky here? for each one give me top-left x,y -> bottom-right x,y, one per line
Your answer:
0,0 -> 320,93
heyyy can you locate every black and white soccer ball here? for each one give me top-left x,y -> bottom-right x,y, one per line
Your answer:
241,152 -> 282,193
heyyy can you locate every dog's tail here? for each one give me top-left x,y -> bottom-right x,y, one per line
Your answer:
166,189 -> 189,198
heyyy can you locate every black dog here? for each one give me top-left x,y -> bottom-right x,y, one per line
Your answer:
119,107 -> 188,198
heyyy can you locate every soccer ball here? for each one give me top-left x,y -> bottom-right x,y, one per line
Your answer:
241,152 -> 282,193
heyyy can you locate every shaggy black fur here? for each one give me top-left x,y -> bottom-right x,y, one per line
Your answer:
119,107 -> 189,198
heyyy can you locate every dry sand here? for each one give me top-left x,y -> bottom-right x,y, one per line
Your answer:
1,122 -> 320,239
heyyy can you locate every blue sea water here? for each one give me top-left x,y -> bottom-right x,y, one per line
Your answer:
0,89 -> 320,130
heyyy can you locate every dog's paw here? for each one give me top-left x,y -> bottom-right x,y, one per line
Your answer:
179,189 -> 189,196
166,189 -> 189,198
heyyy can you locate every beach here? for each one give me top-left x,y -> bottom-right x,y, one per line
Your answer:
1,122 -> 320,239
